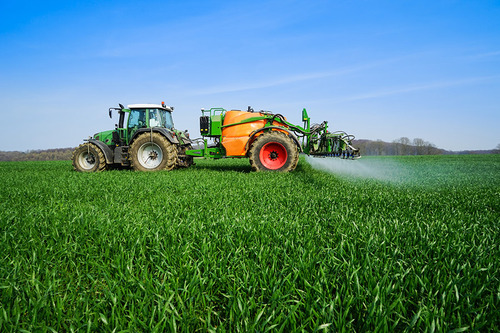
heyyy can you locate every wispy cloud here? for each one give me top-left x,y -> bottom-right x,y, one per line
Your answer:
468,50 -> 500,59
339,75 -> 500,102
188,58 -> 404,96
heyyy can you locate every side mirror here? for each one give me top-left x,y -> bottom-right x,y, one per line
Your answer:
109,109 -> 112,118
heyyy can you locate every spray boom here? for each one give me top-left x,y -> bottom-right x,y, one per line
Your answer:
238,108 -> 360,159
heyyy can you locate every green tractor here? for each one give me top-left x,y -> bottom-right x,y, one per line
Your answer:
72,102 -> 193,172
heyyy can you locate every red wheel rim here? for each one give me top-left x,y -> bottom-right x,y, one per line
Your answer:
259,142 -> 288,170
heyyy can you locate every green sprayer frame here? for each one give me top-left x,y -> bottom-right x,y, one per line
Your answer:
186,107 -> 360,159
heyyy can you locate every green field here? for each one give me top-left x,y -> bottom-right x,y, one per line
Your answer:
0,155 -> 499,332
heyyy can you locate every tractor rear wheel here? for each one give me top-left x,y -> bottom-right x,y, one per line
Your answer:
72,143 -> 107,172
248,131 -> 299,172
130,132 -> 177,171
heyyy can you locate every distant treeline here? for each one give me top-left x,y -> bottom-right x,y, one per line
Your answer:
0,148 -> 74,161
353,138 -> 499,156
0,140 -> 498,161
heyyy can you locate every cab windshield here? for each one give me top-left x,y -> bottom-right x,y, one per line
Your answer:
128,108 -> 174,129
148,108 -> 174,129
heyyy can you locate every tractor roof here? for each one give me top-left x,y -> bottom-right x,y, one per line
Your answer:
128,104 -> 173,111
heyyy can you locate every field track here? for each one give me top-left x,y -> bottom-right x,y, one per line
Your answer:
0,155 -> 499,331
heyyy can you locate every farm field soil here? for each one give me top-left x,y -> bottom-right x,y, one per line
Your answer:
0,155 -> 499,331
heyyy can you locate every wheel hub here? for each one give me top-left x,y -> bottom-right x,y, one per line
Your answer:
79,151 -> 96,170
138,142 -> 163,169
269,151 -> 278,160
259,142 -> 288,170
85,154 -> 95,164
148,151 -> 158,160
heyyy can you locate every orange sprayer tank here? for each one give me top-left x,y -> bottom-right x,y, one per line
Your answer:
221,110 -> 287,156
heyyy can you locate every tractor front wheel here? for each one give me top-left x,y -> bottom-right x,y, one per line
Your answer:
130,132 -> 177,171
72,143 -> 107,172
248,131 -> 299,172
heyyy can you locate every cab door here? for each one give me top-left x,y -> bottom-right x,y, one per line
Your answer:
127,109 -> 147,143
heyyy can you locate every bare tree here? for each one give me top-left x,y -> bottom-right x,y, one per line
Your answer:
413,138 -> 426,155
394,137 -> 411,155
392,139 -> 402,155
373,140 -> 385,155
424,141 -> 437,155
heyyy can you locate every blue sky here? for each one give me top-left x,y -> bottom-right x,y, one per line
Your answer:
1,0 -> 499,151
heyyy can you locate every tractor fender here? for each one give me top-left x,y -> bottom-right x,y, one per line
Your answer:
88,139 -> 114,164
130,128 -> 179,145
245,126 -> 303,154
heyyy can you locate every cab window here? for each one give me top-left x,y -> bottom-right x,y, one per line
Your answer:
128,110 -> 146,128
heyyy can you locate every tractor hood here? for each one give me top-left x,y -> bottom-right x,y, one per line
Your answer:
93,130 -> 115,145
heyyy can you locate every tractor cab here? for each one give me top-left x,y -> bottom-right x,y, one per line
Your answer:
127,105 -> 174,131
125,103 -> 174,141
105,103 -> 175,146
